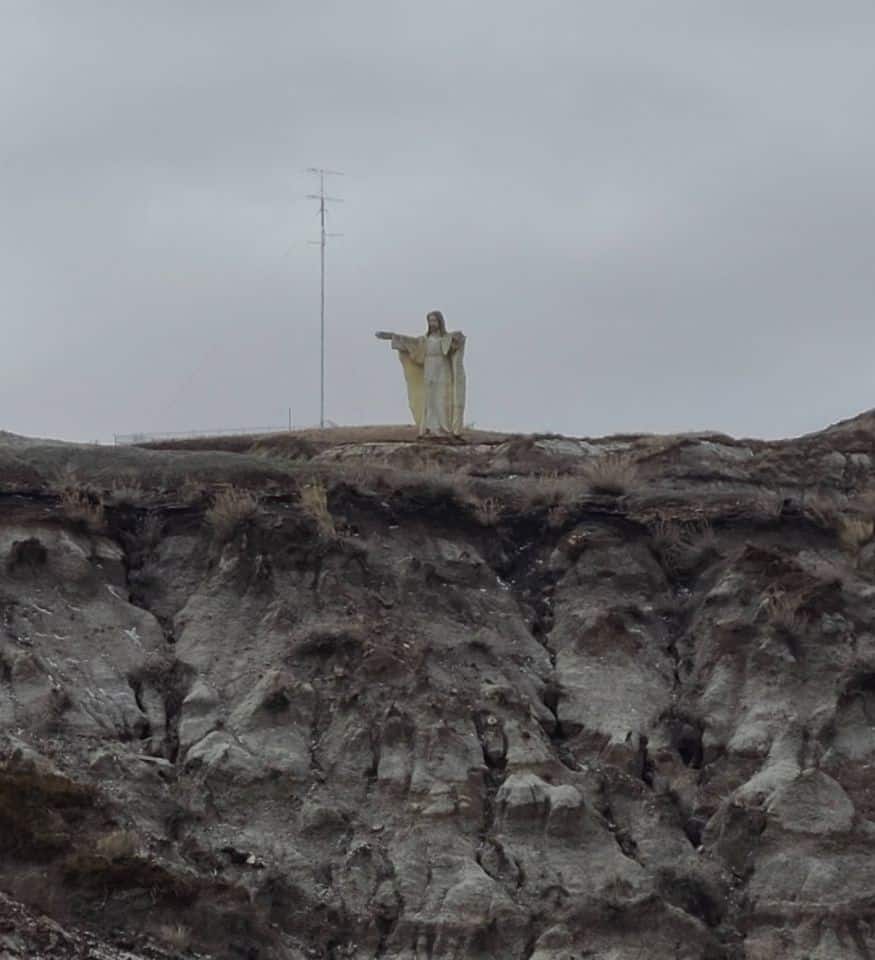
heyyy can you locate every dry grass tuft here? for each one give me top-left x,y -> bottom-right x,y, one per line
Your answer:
52,462 -> 83,489
51,465 -> 106,529
582,454 -> 641,497
649,516 -> 720,578
837,514 -> 874,561
59,488 -> 105,531
206,487 -> 259,541
801,490 -> 847,529
250,434 -> 317,464
797,489 -> 873,562
528,472 -> 583,507
180,475 -> 209,505
299,480 -> 336,538
95,829 -> 139,861
157,923 -> 191,952
764,592 -> 807,640
107,477 -> 148,506
471,496 -> 502,527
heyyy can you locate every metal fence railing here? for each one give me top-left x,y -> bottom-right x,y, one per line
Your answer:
113,426 -> 290,445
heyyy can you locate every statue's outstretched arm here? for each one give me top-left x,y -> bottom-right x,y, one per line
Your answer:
378,332 -> 422,357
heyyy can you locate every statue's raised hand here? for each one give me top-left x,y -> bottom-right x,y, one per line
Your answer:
375,331 -> 394,340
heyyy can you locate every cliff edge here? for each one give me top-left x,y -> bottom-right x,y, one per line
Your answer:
2,417 -> 875,959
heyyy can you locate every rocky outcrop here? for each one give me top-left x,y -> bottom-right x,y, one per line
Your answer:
2,415 -> 875,957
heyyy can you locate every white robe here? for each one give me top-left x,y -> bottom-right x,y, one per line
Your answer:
423,334 -> 452,433
391,331 -> 466,436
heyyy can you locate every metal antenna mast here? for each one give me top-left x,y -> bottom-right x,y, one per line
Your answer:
307,168 -> 343,429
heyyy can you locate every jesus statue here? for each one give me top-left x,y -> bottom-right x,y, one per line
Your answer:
376,311 -> 467,438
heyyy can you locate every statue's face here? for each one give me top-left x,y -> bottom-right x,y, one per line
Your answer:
427,314 -> 440,333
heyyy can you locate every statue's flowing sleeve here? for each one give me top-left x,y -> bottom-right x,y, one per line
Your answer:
391,335 -> 426,428
448,333 -> 466,435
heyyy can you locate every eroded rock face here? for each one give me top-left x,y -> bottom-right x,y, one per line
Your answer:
3,417 -> 875,958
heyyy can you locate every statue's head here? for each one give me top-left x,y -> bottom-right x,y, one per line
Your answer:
426,311 -> 446,335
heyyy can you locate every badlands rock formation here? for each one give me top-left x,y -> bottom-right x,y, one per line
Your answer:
2,416 -> 875,958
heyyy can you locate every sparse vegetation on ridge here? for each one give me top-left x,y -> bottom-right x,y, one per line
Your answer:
299,480 -> 336,538
106,476 -> 148,506
649,515 -> 720,578
59,488 -> 105,530
205,487 -> 259,541
582,453 -> 642,496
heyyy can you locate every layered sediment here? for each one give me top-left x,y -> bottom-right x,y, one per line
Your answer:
2,416 -> 875,958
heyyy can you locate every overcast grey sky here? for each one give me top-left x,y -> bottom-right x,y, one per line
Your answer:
2,1 -> 874,442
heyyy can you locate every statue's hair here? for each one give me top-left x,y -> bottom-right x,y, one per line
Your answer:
426,310 -> 447,335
